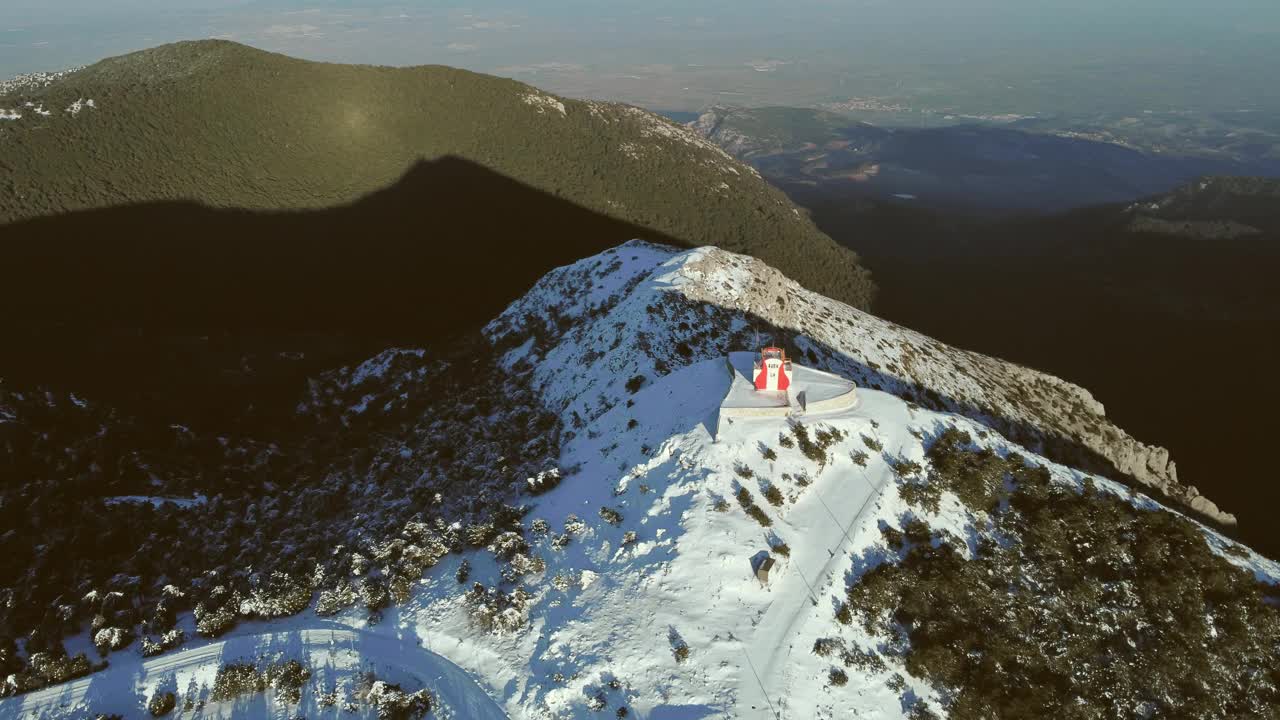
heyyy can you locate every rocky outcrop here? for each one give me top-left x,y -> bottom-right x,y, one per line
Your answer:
688,108 -> 769,157
677,247 -> 1236,525
488,241 -> 1234,525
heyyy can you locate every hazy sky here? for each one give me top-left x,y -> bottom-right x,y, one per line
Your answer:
3,1 -> 1278,113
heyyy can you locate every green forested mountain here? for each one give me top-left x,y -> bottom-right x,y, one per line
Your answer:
0,40 -> 874,431
1123,176 -> 1280,237
0,40 -> 873,311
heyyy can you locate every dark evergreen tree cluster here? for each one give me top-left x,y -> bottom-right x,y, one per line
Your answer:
842,430 -> 1280,719
0,336 -> 560,697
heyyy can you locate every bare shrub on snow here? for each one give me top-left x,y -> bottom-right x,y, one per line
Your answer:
506,553 -> 546,579
564,514 -> 588,536
489,530 -> 529,560
147,690 -> 176,716
465,582 -> 534,633
140,629 -> 184,657
668,626 -> 691,663
359,676 -> 433,720
315,580 -> 358,616
92,626 -> 134,655
599,506 -> 624,526
240,572 -> 313,619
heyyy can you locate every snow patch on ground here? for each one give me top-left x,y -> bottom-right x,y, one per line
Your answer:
1,97 -> 93,121
65,98 -> 96,115
624,106 -> 734,160
104,495 -> 208,509
618,141 -> 645,160
0,624 -> 503,720
349,394 -> 376,415
0,67 -> 83,95
348,348 -> 426,388
522,92 -> 567,116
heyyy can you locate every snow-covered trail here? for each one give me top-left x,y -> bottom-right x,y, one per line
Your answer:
734,394 -> 906,719
0,624 -> 509,720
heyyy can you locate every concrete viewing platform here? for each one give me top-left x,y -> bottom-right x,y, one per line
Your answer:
716,352 -> 857,437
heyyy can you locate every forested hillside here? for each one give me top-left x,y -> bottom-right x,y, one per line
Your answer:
0,40 -> 874,310
0,41 -> 877,437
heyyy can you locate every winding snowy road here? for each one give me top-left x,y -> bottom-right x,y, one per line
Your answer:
734,394 -> 903,718
0,624 -> 509,719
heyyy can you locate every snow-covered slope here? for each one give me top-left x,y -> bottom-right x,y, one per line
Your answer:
4,242 -> 1274,719
12,352 -> 1272,718
487,241 -> 1230,525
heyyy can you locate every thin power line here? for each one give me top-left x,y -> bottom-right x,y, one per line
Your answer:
813,491 -> 854,551
739,424 -> 890,720
815,457 -> 883,556
743,651 -> 781,720
847,468 -> 884,531
790,563 -> 821,607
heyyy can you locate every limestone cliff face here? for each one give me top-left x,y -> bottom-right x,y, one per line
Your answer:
689,108 -> 768,157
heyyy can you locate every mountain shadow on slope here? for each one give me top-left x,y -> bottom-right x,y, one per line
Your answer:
0,40 -> 875,312
0,155 -> 679,433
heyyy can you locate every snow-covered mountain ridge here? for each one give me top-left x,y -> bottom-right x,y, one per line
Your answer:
4,242 -> 1276,719
486,241 -> 1231,525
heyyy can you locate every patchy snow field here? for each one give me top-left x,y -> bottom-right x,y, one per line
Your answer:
489,242 -> 1232,523
2,621 -> 505,720
522,92 -> 567,117
3,243 -> 1276,719
9,361 -> 1274,718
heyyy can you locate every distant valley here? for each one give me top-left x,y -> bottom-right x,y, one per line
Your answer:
684,103 -> 1280,556
687,105 -> 1280,213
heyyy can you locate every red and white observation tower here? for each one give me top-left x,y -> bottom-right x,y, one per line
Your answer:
752,347 -> 793,391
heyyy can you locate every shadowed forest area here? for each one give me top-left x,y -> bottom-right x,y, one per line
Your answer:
2,40 -> 875,316
0,156 -> 677,434
791,185 -> 1280,558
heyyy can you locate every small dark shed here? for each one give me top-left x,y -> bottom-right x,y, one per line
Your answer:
751,552 -> 776,585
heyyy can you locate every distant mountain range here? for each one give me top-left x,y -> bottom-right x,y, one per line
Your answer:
689,105 -> 1280,213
